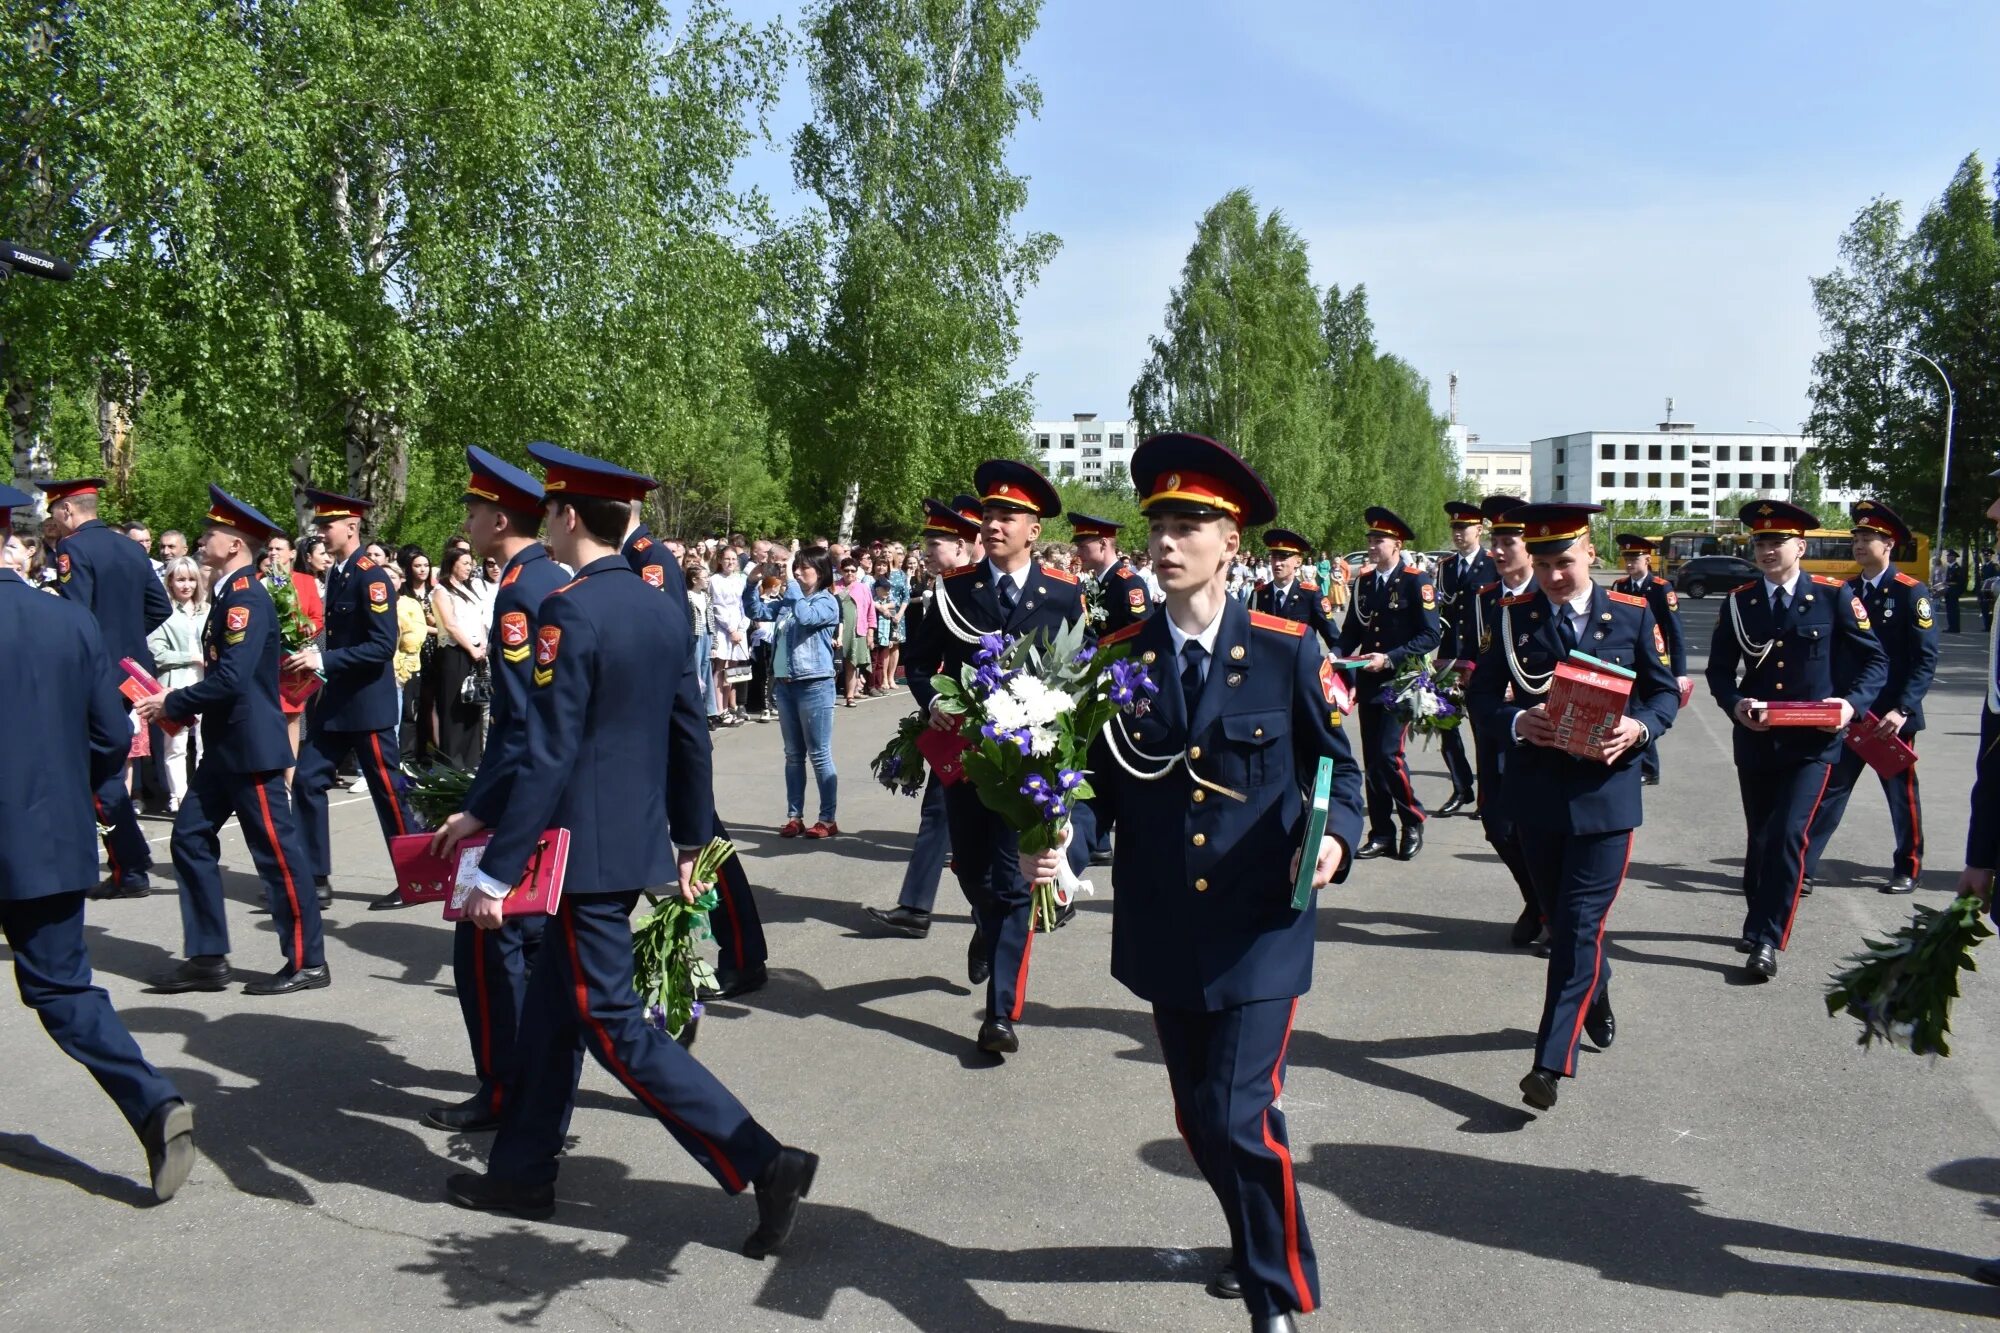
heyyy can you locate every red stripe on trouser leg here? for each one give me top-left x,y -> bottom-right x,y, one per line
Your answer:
1904,762 -> 1923,877
471,930 -> 498,1111
1260,997 -> 1313,1315
367,733 -> 408,835
559,909 -> 744,1192
1778,765 -> 1835,950
1560,832 -> 1632,1076
1151,1015 -> 1200,1161
94,796 -> 122,880
254,781 -> 307,968
1009,919 -> 1035,1022
1393,727 -> 1424,822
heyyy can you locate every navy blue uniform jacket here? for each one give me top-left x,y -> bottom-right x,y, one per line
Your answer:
1095,558 -> 1154,636
0,570 -> 131,898
1436,550 -> 1499,660
1467,586 -> 1680,835
162,566 -> 295,773
1337,564 -> 1441,672
1252,578 -> 1339,650
54,518 -> 171,671
1848,571 -> 1940,731
465,546 -> 571,826
1706,575 -> 1888,768
317,555 -> 400,732
479,555 -> 714,893
906,559 -> 1086,713
1087,601 -> 1365,1011
1611,572 -> 1688,676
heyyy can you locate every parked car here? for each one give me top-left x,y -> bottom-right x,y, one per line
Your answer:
1673,555 -> 1757,599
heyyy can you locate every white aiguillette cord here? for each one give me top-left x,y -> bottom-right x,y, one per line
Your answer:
932,576 -> 992,646
1727,588 -> 1775,669
1500,602 -> 1554,699
1105,713 -> 1247,802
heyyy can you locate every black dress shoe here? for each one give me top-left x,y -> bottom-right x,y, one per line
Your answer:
1437,793 -> 1470,817
968,931 -> 991,986
90,872 -> 151,900
1884,875 -> 1916,895
1532,930 -> 1552,959
1089,846 -> 1113,866
1397,824 -> 1423,861
1799,877 -> 1815,897
243,964 -> 331,996
1735,935 -> 1756,953
1974,1257 -> 2000,1286
151,956 -> 232,993
1519,1067 -> 1560,1110
977,1017 -> 1019,1054
1584,990 -> 1615,1049
1745,944 -> 1778,980
1052,901 -> 1077,930
1510,910 -> 1541,947
863,904 -> 931,938
1207,1262 -> 1243,1300
424,1097 -> 502,1132
141,1098 -> 196,1203
1356,836 -> 1395,860
316,879 -> 333,910
703,962 -> 768,999
1639,773 -> 1660,786
445,1171 -> 555,1220
367,885 -> 409,911
743,1146 -> 819,1258
1251,1312 -> 1298,1332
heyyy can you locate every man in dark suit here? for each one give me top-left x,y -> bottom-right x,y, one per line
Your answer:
443,443 -> 817,1256
420,449 -> 572,1131
1251,527 -> 1338,649
1965,475 -> 2000,1289
1337,508 -> 1441,861
1057,432 -> 1362,1333
1610,534 -> 1688,786
135,488 -> 328,996
40,476 -> 171,898
288,489 -> 416,909
1803,500 -> 1940,894
1707,500 -> 1887,980
1466,496 -> 1544,945
1433,501 -> 1497,814
1072,512 -> 1153,638
1468,504 -> 1680,1111
904,459 -> 1085,1056
0,481 -> 194,1200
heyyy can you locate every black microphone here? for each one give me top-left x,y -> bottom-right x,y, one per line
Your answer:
0,243 -> 75,281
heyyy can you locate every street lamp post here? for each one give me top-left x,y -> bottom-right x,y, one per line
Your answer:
1747,419 -> 1803,497
1897,348 -> 1956,558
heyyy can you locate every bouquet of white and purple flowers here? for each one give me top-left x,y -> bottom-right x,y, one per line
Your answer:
928,616 -> 1136,931
1374,653 -> 1466,741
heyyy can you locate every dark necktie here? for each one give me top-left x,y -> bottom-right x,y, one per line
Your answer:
996,575 -> 1017,619
1181,641 -> 1208,707
1772,587 -> 1788,623
1557,609 -> 1579,653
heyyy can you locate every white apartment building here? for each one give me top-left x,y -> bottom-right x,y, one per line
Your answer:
1530,417 -> 1841,519
1461,443 -> 1532,498
1027,413 -> 1139,482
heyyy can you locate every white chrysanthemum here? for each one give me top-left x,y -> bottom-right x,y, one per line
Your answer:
1004,674 -> 1071,728
985,689 -> 1030,732
1026,725 -> 1059,756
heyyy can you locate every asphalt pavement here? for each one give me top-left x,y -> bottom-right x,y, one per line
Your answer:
3,599 -> 2000,1331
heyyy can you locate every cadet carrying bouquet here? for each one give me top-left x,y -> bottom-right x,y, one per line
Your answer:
927,619 -> 1133,931
268,576 -> 324,707
869,715 -> 929,797
631,837 -> 737,1048
1375,652 -> 1465,742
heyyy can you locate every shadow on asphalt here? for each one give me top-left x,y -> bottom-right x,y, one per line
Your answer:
0,1131 -> 157,1208
1298,1144 -> 1994,1315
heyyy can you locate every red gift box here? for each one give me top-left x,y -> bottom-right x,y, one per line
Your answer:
117,658 -> 184,735
1844,714 -> 1917,777
1760,701 -> 1846,728
1678,677 -> 1695,708
389,829 -> 570,917
1546,655 -> 1634,761
279,668 -> 323,708
915,724 -> 971,786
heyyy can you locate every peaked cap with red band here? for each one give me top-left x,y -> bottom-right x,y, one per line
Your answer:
949,493 -> 982,527
1738,498 -> 1817,537
973,459 -> 1062,518
302,487 -> 373,523
525,440 -> 657,503
921,497 -> 981,539
1481,494 -> 1527,533
1263,527 -> 1311,557
203,483 -> 284,544
1614,532 -> 1657,553
1849,497 -> 1911,546
464,445 -> 545,513
36,476 -> 103,502
1130,432 -> 1277,526
1513,502 -> 1602,554
1067,512 -> 1123,540
1444,500 -> 1484,526
1364,506 -> 1417,544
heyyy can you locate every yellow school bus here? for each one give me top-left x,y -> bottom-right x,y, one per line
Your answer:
1797,528 -> 1930,583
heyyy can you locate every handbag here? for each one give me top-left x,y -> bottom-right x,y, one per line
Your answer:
461,658 -> 493,705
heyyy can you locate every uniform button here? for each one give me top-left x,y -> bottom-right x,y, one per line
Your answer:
1253,727 -> 1264,737
1192,833 -> 1206,847
1192,789 -> 1206,803
1194,878 -> 1209,892
1774,683 -> 1785,691
1776,660 -> 1785,668
1188,745 -> 1202,760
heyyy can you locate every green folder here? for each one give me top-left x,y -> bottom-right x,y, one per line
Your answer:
1292,755 -> 1334,910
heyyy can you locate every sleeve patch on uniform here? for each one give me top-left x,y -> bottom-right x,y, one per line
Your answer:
1653,624 -> 1665,654
368,581 -> 388,606
227,606 -> 250,632
1851,595 -> 1870,630
533,625 -> 561,685
57,553 -> 71,581
1665,588 -> 1679,611
1128,586 -> 1146,609
1916,595 -> 1933,627
500,611 -> 529,647
1319,657 -> 1352,712
1419,582 -> 1436,609
642,564 -> 665,588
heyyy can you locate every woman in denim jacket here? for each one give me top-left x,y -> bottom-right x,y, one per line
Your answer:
759,545 -> 842,839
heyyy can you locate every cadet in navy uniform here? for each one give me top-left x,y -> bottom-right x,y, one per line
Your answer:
1072,511 -> 1153,637
619,508 -> 768,996
1467,504 -> 1680,1111
445,444 -> 818,1255
0,480 -> 195,1202
1611,534 -> 1688,786
1433,501 -> 1497,814
1251,528 -> 1338,649
1047,433 -> 1360,1333
1803,500 -> 1940,894
420,450 -> 571,1132
865,498 -> 983,939
1963,474 -> 2000,1290
1706,500 -> 1886,980
1466,496 -> 1546,945
1337,507 -> 1440,861
136,488 -> 329,996
904,458 -> 1086,1056
287,489 -> 416,907
40,476 -> 171,898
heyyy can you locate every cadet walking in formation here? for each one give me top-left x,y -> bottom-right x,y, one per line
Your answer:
1071,511 -> 1153,637
1338,507 -> 1440,862
1433,500 -> 1496,814
1251,527 -> 1338,650
1610,533 -> 1688,786
1466,495 -> 1545,946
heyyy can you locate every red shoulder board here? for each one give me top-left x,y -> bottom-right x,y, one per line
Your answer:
501,565 -> 522,588
549,577 -> 584,597
232,576 -> 249,592
1098,620 -> 1147,648
1811,574 -> 1844,588
1893,571 -> 1920,587
1501,592 -> 1535,607
1040,564 -> 1078,585
1248,610 -> 1306,636
1478,581 -> 1500,595
355,556 -> 375,571
1732,580 -> 1759,595
633,537 -> 652,552
1607,590 -> 1645,607
942,564 -> 979,579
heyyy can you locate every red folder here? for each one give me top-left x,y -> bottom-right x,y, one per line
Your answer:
1844,713 -> 1917,778
915,725 -> 971,786
1678,677 -> 1695,708
1760,701 -> 1846,728
389,829 -> 570,917
117,658 -> 184,735
279,668 -> 323,708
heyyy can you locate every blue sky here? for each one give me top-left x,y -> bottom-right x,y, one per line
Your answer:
730,1 -> 1999,443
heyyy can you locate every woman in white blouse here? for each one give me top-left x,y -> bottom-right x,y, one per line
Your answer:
145,556 -> 210,813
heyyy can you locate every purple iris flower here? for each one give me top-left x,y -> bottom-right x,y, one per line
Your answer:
1057,768 -> 1084,791
645,1003 -> 669,1034
1106,657 -> 1158,711
975,633 -> 1008,666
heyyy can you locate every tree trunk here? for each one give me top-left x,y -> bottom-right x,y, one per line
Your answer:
96,351 -> 145,501
343,392 -> 407,534
837,478 -> 860,546
290,446 -> 314,535
6,372 -> 51,529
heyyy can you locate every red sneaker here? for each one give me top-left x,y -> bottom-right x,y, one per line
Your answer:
778,819 -> 806,838
804,821 -> 839,840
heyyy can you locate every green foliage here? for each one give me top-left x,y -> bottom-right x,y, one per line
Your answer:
1825,894 -> 1993,1057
